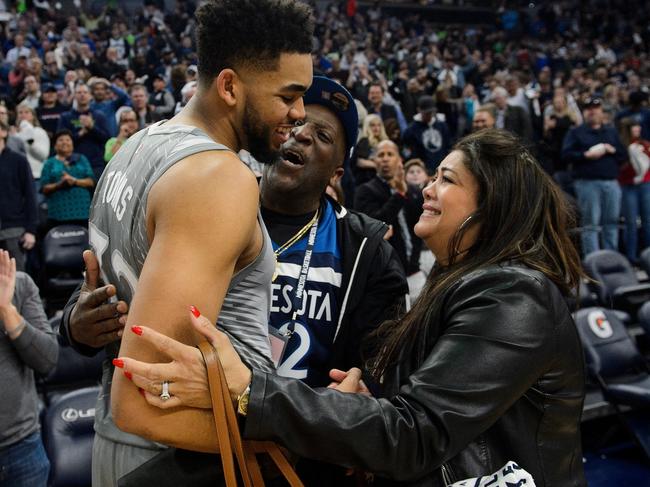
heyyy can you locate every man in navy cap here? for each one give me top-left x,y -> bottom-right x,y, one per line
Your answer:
562,97 -> 626,256
37,83 -> 67,141
260,76 -> 407,388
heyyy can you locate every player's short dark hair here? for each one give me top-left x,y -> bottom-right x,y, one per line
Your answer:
195,0 -> 314,82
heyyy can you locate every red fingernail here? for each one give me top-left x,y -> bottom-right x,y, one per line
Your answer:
190,305 -> 201,318
112,358 -> 124,368
131,326 -> 143,336
124,371 -> 132,380
138,388 -> 145,397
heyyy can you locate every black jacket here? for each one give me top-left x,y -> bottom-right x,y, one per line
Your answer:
0,147 -> 38,234
244,264 -> 587,486
327,196 -> 408,374
354,176 -> 423,274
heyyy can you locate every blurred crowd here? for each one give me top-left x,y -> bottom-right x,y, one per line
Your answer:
2,0 -> 650,278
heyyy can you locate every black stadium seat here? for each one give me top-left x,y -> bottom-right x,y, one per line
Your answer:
574,307 -> 650,458
40,341 -> 105,406
639,247 -> 650,277
42,386 -> 99,487
583,250 -> 650,315
637,301 -> 650,338
42,225 -> 88,312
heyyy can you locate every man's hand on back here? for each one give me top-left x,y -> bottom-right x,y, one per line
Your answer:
69,250 -> 128,348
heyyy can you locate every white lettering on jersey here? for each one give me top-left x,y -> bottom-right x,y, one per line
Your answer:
101,170 -> 134,222
270,283 -> 333,321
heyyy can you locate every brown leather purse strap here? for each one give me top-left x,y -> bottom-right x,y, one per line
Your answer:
199,341 -> 304,487
198,341 -> 251,487
247,442 -> 304,487
216,349 -> 256,487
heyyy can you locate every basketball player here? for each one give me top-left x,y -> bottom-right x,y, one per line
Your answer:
86,1 -> 314,483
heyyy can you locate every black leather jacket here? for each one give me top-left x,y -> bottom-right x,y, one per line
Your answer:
244,264 -> 586,486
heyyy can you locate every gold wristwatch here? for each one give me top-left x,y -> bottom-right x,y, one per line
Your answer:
237,384 -> 251,416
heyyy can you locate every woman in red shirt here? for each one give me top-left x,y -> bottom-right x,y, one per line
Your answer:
618,118 -> 650,262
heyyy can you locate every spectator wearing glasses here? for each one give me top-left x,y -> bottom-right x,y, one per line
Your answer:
104,108 -> 139,162
41,52 -> 65,87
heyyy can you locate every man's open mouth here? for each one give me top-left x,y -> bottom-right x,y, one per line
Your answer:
283,148 -> 305,166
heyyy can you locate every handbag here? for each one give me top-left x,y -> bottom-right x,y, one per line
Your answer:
447,461 -> 536,487
197,341 -> 303,487
118,342 -> 303,487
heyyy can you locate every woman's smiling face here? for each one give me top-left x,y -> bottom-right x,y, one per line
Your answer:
415,150 -> 480,263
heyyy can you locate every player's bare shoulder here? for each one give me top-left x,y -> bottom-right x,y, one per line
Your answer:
149,149 -> 259,215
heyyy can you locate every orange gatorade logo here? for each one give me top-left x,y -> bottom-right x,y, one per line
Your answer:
587,310 -> 613,339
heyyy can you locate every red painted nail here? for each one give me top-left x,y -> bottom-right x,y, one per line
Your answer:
112,358 -> 124,368
138,388 -> 145,398
124,371 -> 133,381
190,305 -> 201,318
131,326 -> 143,336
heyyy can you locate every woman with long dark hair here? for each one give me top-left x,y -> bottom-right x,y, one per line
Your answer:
116,129 -> 587,486
618,117 -> 650,263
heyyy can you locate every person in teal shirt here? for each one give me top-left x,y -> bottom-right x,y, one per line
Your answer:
40,130 -> 95,230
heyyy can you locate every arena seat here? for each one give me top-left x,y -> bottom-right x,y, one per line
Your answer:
637,301 -> 650,338
565,279 -> 599,310
583,250 -> 650,315
42,225 -> 88,312
639,247 -> 650,277
574,307 -> 650,457
42,386 -> 99,487
40,340 -> 104,406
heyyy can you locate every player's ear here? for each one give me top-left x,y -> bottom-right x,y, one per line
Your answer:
214,69 -> 241,108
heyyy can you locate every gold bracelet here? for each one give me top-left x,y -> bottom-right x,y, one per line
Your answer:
237,384 -> 251,417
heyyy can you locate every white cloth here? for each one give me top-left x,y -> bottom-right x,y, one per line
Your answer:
15,120 -> 50,179
449,461 -> 536,487
629,143 -> 650,184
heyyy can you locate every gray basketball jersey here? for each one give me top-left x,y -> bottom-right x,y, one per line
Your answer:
89,121 -> 275,448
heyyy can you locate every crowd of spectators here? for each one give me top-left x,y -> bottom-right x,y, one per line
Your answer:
1,0 -> 650,278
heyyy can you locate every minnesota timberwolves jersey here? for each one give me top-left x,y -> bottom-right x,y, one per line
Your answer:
89,121 -> 275,447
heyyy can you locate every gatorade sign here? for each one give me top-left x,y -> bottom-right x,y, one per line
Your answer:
587,310 -> 613,339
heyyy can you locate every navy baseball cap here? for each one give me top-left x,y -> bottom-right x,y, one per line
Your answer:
303,76 -> 358,166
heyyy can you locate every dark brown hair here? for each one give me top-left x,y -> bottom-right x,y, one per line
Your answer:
618,117 -> 641,147
370,129 -> 584,377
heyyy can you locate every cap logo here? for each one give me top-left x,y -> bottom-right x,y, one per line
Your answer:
331,92 -> 349,112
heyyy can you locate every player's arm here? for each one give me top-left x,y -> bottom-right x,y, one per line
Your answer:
111,150 -> 260,452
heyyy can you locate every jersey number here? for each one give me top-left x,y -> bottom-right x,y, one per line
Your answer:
276,322 -> 310,380
89,222 -> 139,300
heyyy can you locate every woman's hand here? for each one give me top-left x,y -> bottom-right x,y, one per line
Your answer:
113,307 -> 251,409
